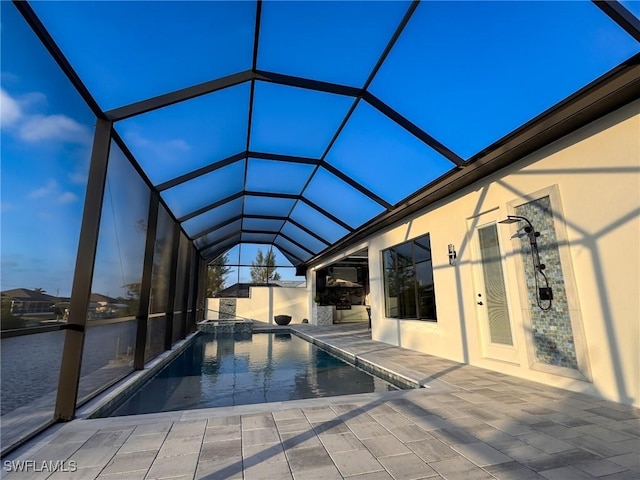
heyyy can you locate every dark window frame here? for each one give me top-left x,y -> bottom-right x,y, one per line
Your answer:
382,233 -> 437,321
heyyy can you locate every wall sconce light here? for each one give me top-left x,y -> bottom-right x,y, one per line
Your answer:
448,244 -> 457,266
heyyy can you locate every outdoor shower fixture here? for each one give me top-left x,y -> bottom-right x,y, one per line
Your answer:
499,215 -> 553,311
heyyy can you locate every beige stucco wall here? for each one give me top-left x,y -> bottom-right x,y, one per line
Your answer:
311,100 -> 640,406
206,286 -> 309,324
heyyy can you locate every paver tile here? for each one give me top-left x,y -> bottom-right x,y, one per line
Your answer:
378,452 -> 439,479
277,419 -> 313,434
362,435 -> 410,458
100,450 -> 156,475
68,446 -> 120,469
319,432 -> 366,454
195,457 -> 243,480
272,409 -> 306,421
242,428 -> 281,446
484,461 -> 545,480
146,453 -> 199,479
429,456 -> 495,479
453,441 -> 513,466
539,465 -> 599,480
96,470 -> 147,479
608,452 -> 640,470
500,444 -> 566,472
614,439 -> 640,453
387,425 -> 434,443
570,425 -> 636,443
166,420 -> 207,439
371,413 -> 413,429
303,407 -> 338,423
345,471 -> 394,480
131,423 -> 173,436
243,459 -> 292,480
242,442 -> 287,466
203,424 -> 241,442
83,429 -> 134,449
242,414 -> 275,431
280,431 -> 323,450
430,427 -> 478,446
312,420 -> 350,436
349,422 -> 391,440
118,433 -> 166,453
47,467 -> 104,480
520,432 -> 576,454
330,449 -> 384,477
575,459 -> 629,477
286,445 -> 335,471
597,471 -> 640,480
157,435 -> 204,458
568,435 -> 633,458
199,438 -> 242,462
206,415 -> 241,427
407,438 -> 458,463
586,408 -> 638,421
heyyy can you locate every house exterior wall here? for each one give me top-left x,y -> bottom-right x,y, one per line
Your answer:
312,100 -> 640,406
206,286 -> 309,324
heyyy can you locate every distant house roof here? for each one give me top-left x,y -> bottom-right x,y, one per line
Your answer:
269,280 -> 306,288
213,283 -> 252,298
90,293 -> 121,304
1,288 -> 57,303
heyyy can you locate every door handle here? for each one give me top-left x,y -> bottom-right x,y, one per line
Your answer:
477,301 -> 484,305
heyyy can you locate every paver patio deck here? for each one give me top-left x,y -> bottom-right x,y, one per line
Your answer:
3,324 -> 639,479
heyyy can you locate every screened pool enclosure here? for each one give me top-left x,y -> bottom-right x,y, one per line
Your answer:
1,0 -> 638,453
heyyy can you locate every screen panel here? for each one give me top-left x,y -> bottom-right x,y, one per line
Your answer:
289,202 -> 349,244
244,196 -> 296,217
245,158 -> 315,195
303,167 -> 385,228
250,81 -> 353,158
281,222 -> 327,254
241,232 -> 278,245
274,236 -> 313,263
258,1 -> 410,87
242,217 -> 285,232
369,1 -> 640,159
161,159 -> 245,218
182,197 -> 244,237
195,220 -> 243,250
326,102 -> 455,204
117,83 -> 250,184
31,1 -> 256,110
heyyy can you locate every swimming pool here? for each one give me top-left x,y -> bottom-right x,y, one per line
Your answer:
104,333 -> 398,416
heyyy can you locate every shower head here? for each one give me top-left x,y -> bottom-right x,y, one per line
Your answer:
498,216 -> 522,224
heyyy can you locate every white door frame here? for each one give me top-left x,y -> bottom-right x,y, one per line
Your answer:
468,209 -> 519,364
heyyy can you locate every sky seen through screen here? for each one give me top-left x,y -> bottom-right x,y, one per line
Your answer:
1,0 -> 638,298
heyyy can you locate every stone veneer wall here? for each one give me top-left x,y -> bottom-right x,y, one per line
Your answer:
515,196 -> 578,369
219,299 -> 237,320
314,305 -> 334,326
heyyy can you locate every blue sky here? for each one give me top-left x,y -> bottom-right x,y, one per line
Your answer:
2,1 -> 638,297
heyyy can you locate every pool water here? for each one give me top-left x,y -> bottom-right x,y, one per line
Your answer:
106,333 -> 397,416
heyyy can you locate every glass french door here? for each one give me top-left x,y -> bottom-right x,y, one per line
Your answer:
470,211 -> 518,363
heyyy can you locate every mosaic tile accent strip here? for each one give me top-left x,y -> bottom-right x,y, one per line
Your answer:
514,196 -> 578,369
219,299 -> 237,320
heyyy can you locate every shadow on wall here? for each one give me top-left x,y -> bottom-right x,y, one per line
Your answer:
392,151 -> 639,406
496,178 -> 638,406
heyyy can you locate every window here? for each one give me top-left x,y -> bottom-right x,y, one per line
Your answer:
383,233 -> 437,321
